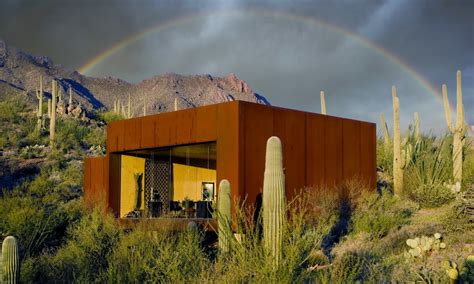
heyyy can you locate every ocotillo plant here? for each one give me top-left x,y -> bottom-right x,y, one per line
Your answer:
50,79 -> 57,145
442,70 -> 465,185
320,90 -> 327,115
2,236 -> 19,284
263,136 -> 286,267
392,86 -> 403,196
380,113 -> 391,150
36,76 -> 44,131
217,179 -> 232,253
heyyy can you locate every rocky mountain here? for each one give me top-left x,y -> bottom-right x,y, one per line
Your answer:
0,39 -> 269,115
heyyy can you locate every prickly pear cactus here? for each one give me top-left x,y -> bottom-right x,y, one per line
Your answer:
404,233 -> 446,259
217,179 -> 232,253
2,236 -> 19,284
262,136 -> 286,267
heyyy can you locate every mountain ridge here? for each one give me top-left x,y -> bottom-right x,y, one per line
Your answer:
0,39 -> 269,116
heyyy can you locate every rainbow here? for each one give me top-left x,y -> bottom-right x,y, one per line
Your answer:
79,9 -> 442,101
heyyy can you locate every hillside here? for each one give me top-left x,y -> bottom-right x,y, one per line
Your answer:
0,39 -> 269,115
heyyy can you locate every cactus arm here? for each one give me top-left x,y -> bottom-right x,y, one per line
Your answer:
50,80 -> 56,145
320,90 -> 326,115
414,112 -> 420,141
380,112 -> 391,146
442,84 -> 453,133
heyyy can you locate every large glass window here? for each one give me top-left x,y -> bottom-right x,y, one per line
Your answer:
119,142 -> 216,219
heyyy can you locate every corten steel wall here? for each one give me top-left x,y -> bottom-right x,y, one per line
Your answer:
83,101 -> 376,217
239,102 -> 376,207
83,155 -> 109,208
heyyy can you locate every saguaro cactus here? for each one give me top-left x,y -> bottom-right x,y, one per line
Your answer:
392,86 -> 403,196
320,90 -> 327,115
414,112 -> 420,141
2,236 -> 19,284
262,136 -> 286,266
143,96 -> 147,116
174,98 -> 178,111
218,179 -> 232,253
36,77 -> 44,131
442,70 -> 465,185
47,98 -> 51,119
49,80 -> 57,145
380,113 -> 391,150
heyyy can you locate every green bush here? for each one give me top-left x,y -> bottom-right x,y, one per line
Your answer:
404,136 -> 455,207
107,229 -> 209,282
99,111 -> 124,124
350,190 -> 416,239
36,208 -> 121,282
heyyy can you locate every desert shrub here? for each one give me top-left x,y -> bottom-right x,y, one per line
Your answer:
350,190 -> 416,239
99,111 -> 124,123
55,118 -> 90,151
107,229 -> 209,282
330,251 -> 379,282
0,97 -> 28,123
377,138 -> 393,177
40,208 -> 121,282
404,136 -> 455,207
84,126 -> 106,148
0,192 -> 83,262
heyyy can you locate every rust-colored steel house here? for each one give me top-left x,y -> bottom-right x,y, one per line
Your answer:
84,101 -> 376,223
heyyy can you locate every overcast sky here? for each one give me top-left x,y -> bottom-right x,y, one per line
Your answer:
0,0 -> 472,133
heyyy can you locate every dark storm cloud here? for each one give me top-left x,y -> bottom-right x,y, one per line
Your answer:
0,0 -> 472,131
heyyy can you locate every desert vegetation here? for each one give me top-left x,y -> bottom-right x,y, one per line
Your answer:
1,71 -> 473,283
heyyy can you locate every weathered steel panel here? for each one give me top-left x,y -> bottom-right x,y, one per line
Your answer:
109,153 -> 121,217
305,113 -> 326,188
241,102 -> 274,207
175,108 -> 196,145
272,108 -> 306,200
342,119 -> 361,181
360,122 -> 377,189
216,103 -> 241,203
324,116 -> 343,187
195,104 -> 218,142
140,116 -> 156,149
124,117 -> 142,150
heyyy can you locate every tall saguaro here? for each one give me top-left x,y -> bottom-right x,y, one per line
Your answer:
392,86 -> 403,196
442,70 -> 465,185
36,76 -> 44,131
50,79 -> 57,145
320,90 -> 327,115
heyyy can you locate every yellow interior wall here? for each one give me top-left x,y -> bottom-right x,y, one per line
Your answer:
120,155 -> 145,217
173,163 -> 216,202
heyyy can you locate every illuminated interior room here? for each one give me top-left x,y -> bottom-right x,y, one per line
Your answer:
119,142 -> 216,219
